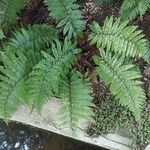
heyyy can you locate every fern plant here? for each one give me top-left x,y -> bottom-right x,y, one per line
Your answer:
6,25 -> 58,53
0,52 -> 29,118
0,0 -> 27,30
0,11 -> 94,132
89,17 -> 148,57
89,17 -> 148,121
44,0 -> 86,38
27,38 -> 81,112
93,51 -> 145,120
58,70 -> 93,133
0,24 -> 94,133
93,0 -> 150,21
120,0 -> 150,20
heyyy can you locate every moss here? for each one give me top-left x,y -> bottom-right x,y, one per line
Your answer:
88,87 -> 150,150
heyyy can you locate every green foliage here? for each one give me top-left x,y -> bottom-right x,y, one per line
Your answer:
93,0 -> 150,21
0,25 -> 58,112
89,17 -> 148,121
27,38 -> 81,112
0,11 -> 91,131
0,52 -> 29,118
120,0 -> 150,20
44,0 -> 85,38
5,25 -> 58,54
93,51 -> 146,121
89,17 -> 148,57
58,70 -> 93,133
0,0 -> 27,30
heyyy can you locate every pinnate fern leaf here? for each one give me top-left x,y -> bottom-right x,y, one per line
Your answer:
93,52 -> 146,121
0,52 -> 29,118
120,0 -> 150,20
58,70 -> 93,133
27,38 -> 81,112
44,0 -> 85,38
0,0 -> 27,30
89,17 -> 148,57
6,25 -> 58,54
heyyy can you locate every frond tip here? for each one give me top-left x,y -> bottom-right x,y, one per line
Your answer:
44,0 -> 85,38
89,17 -> 148,57
58,70 -> 93,133
93,52 -> 146,121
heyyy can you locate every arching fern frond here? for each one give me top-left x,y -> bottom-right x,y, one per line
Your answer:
27,38 -> 81,112
0,0 -> 27,30
44,0 -> 85,38
0,52 -> 29,118
89,17 -> 148,57
5,25 -> 58,54
58,70 -> 93,133
93,52 -> 146,121
120,0 -> 150,21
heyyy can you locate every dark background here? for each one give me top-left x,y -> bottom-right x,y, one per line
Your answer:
0,120 -> 107,150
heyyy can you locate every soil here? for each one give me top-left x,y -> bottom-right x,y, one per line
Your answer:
2,0 -> 150,149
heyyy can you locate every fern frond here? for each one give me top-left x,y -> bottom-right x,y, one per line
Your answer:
44,0 -> 85,38
58,70 -> 93,133
6,25 -> 58,54
120,0 -> 150,20
89,17 -> 148,57
93,52 -> 146,121
27,38 -> 81,112
0,52 -> 29,118
0,0 -> 27,30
